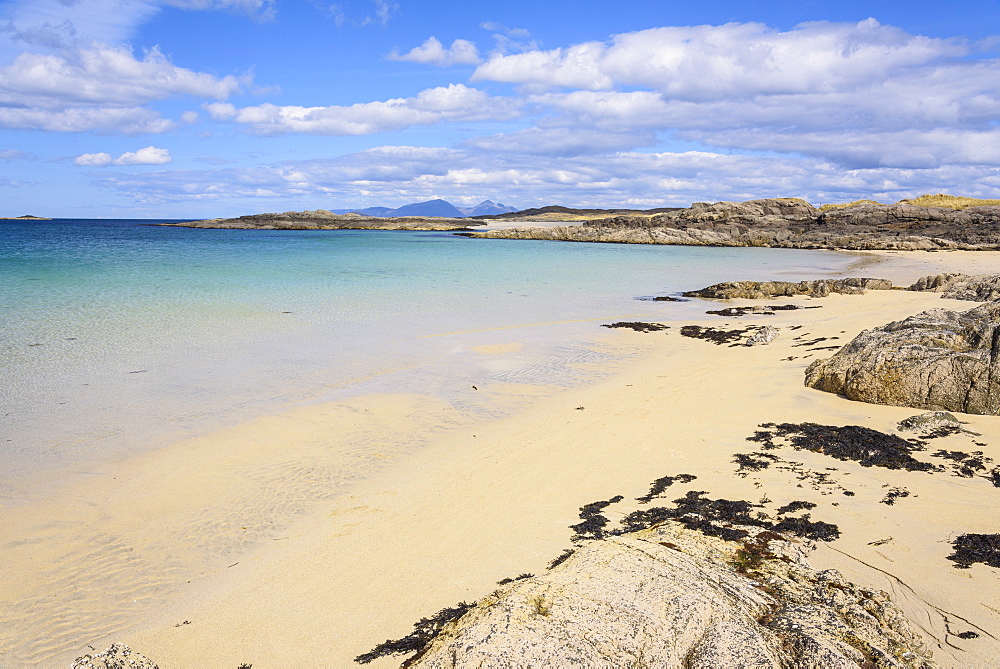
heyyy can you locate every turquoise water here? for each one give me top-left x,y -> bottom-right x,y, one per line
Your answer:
1,219 -> 864,489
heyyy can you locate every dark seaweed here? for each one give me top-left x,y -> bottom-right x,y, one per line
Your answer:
619,490 -> 840,543
679,324 -> 756,346
880,487 -> 911,505
547,549 -> 575,569
636,473 -> 697,504
748,423 -> 939,472
776,500 -> 817,515
772,514 -> 841,541
355,602 -> 474,665
947,534 -> 1000,569
957,631 -> 980,639
569,495 -> 624,541
496,573 -> 534,585
705,304 -> 812,317
734,452 -> 780,473
601,322 -> 669,332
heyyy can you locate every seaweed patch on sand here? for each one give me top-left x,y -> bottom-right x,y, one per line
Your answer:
747,423 -> 940,472
636,473 -> 697,504
679,324 -> 762,346
947,534 -> 1000,569
601,321 -> 669,332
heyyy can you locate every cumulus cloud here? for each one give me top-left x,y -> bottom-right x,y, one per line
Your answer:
206,84 -> 520,135
388,37 -> 481,66
0,44 -> 247,108
463,20 -> 1000,170
473,19 -> 964,95
76,145 -> 171,166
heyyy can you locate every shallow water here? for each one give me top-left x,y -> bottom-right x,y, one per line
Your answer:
0,219 -> 864,491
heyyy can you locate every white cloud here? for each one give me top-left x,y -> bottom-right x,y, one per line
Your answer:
0,105 -> 173,133
388,37 -> 481,66
0,44 -> 247,108
76,145 -> 171,166
210,84 -> 520,135
0,148 -> 31,160
473,19 -> 964,96
180,110 -> 199,123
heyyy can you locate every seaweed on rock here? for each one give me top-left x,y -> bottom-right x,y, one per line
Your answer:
569,495 -> 624,541
355,602 -> 474,665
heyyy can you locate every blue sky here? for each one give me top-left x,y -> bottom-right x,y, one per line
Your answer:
1,0 -> 999,218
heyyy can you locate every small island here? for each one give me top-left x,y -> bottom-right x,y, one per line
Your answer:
0,214 -> 51,220
159,209 -> 487,231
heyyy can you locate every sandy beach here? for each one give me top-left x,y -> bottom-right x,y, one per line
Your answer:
3,248 -> 1000,667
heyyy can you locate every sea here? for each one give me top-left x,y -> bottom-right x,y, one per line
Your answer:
0,218 -> 867,496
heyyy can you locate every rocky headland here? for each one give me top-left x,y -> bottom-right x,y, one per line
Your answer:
159,209 -> 486,231
468,197 -> 1000,250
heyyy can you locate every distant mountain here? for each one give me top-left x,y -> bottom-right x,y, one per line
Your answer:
330,199 -> 518,218
461,200 -> 517,217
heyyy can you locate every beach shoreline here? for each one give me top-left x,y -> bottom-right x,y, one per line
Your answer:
3,248 -> 999,667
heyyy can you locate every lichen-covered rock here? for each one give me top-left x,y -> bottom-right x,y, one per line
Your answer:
897,411 -> 963,433
71,644 -> 157,669
411,523 -> 933,668
805,301 -> 1000,414
683,278 -> 893,300
747,326 -> 779,346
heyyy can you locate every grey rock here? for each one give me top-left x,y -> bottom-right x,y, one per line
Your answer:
470,198 -> 1000,250
805,301 -> 1000,414
71,644 -> 157,669
747,326 -> 780,346
897,411 -> 962,433
683,278 -> 894,300
412,523 -> 933,668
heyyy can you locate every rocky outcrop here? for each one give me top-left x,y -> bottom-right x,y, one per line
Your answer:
684,278 -> 893,300
746,326 -> 779,346
909,274 -> 1000,302
470,198 -> 1000,250
160,210 -> 484,231
410,523 -> 932,667
805,301 -> 1000,414
71,644 -> 158,669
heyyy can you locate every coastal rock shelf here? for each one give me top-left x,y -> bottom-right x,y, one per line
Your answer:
469,198 -> 1000,250
160,209 -> 485,231
392,523 -> 933,667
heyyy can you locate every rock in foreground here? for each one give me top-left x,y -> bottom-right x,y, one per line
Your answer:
408,523 -> 932,667
72,643 -> 157,669
805,301 -> 1000,414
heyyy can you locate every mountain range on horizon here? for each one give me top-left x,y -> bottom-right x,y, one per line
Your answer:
330,199 -> 518,218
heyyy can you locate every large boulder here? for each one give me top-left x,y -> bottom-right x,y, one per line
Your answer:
805,301 -> 1000,414
411,523 -> 932,667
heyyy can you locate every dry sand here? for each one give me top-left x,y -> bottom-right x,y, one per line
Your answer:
2,250 -> 999,667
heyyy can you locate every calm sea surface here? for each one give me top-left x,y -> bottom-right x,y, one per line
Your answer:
1,219 -> 864,490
